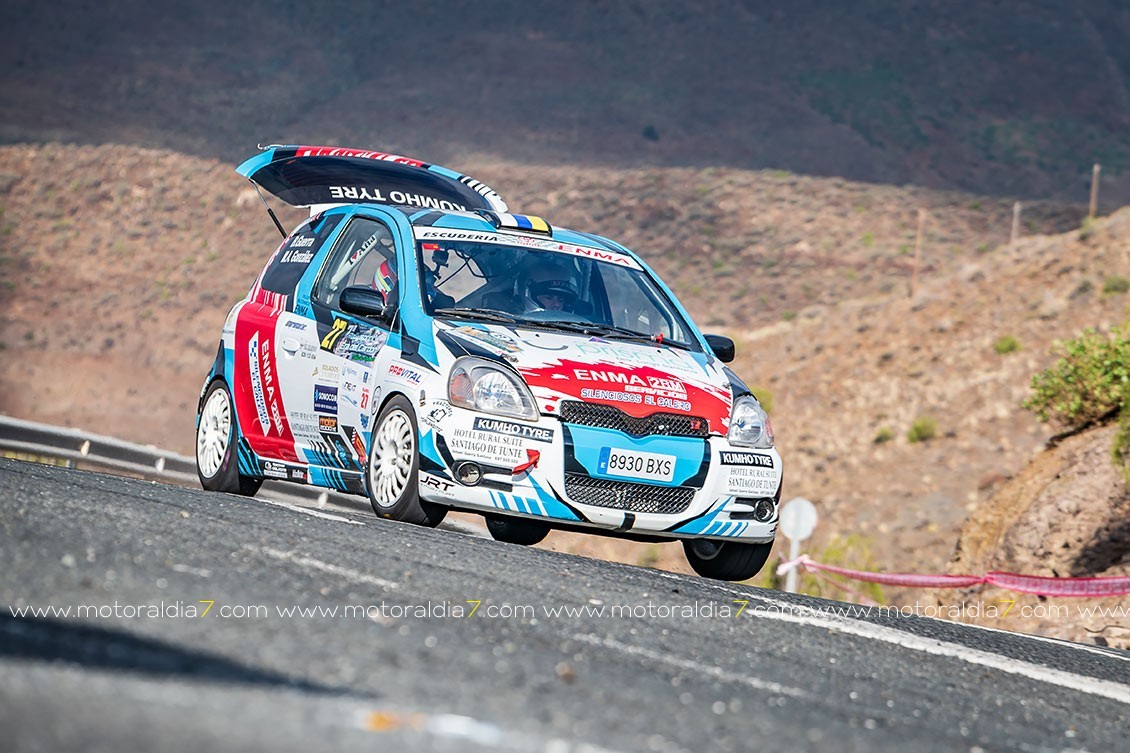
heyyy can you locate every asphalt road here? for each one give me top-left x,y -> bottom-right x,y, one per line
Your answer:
2,457 -> 1128,752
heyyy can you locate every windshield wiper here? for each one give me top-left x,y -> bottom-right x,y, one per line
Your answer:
520,319 -> 693,350
432,307 -> 520,324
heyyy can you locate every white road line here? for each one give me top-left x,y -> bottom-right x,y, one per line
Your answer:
259,496 -> 365,525
170,563 -> 212,578
646,573 -> 1130,701
570,632 -> 811,699
939,619 -> 1130,664
249,546 -> 398,590
745,605 -> 1130,706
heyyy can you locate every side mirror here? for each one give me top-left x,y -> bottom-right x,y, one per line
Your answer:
704,334 -> 735,363
339,286 -> 387,319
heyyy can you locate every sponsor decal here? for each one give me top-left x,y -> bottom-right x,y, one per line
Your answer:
299,342 -> 318,361
313,363 -> 341,385
284,319 -> 309,331
726,466 -> 779,496
335,328 -> 386,363
521,358 -> 730,425
573,342 -> 696,374
321,318 -> 349,352
361,387 -> 371,411
388,362 -> 423,385
262,460 -> 288,480
360,414 -> 370,430
449,429 -> 526,464
328,185 -> 467,212
421,402 -> 451,431
420,473 -> 455,494
349,427 -> 366,459
719,451 -> 774,468
343,380 -> 358,393
314,385 -> 338,414
248,333 -> 270,435
472,417 -> 553,443
248,333 -> 285,436
288,467 -> 307,483
573,369 -> 689,407
450,325 -> 522,355
413,228 -> 641,269
319,415 -> 338,432
289,421 -> 320,440
296,146 -> 425,166
580,387 -> 642,405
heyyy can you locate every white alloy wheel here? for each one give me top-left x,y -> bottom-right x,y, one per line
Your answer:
197,387 -> 232,479
369,408 -> 415,508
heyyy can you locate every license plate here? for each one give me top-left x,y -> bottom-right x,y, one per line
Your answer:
597,447 -> 676,482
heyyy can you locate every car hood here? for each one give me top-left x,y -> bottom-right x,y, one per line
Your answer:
436,322 -> 735,433
237,145 -> 509,212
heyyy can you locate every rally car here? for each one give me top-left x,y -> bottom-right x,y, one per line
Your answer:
195,145 -> 782,580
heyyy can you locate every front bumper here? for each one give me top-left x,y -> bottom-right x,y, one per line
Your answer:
417,402 -> 781,542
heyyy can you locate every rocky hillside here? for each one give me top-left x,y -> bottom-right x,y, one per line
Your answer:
3,2 -> 1130,203
2,143 -> 1128,645
942,422 -> 1130,647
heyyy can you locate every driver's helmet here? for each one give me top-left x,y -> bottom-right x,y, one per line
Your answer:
526,258 -> 579,312
372,258 -> 397,299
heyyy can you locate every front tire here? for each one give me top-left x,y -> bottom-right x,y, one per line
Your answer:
683,539 -> 773,581
367,395 -> 446,527
485,514 -> 550,546
196,380 -> 262,496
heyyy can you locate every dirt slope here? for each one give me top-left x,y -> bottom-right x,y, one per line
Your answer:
3,2 -> 1130,202
2,143 -> 1128,643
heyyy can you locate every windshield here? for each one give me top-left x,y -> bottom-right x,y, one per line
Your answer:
415,238 -> 699,348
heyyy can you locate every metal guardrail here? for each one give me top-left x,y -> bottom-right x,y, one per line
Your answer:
0,414 -> 490,536
0,414 -> 350,509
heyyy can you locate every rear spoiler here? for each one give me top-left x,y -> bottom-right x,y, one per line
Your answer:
237,145 -> 509,215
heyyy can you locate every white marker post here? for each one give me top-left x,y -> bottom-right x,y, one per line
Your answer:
778,497 -> 818,594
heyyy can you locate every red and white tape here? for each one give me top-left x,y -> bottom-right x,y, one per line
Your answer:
776,555 -> 1130,598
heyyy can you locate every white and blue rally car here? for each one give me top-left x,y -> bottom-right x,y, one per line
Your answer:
195,145 -> 782,580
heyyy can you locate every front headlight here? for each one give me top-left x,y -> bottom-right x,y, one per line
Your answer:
728,395 -> 773,448
448,357 -> 538,420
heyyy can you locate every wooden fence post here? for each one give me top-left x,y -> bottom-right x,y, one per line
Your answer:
909,208 -> 925,298
1010,201 -> 1021,245
1089,163 -> 1101,218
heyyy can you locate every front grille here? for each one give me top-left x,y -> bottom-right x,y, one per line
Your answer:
559,401 -> 710,438
564,473 -> 695,515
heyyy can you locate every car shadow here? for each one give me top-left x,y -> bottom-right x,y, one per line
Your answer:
0,613 -> 370,697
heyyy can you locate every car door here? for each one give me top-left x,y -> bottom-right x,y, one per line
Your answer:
232,214 -> 341,464
304,215 -> 400,471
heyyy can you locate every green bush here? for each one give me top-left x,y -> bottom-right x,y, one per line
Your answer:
994,335 -> 1021,355
1112,412 -> 1130,485
1022,326 -> 1130,427
907,416 -> 937,443
750,387 -> 774,414
1103,275 -> 1129,295
873,426 -> 894,444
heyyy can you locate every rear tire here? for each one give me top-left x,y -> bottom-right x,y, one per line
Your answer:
367,395 -> 446,527
682,539 -> 773,581
485,514 -> 550,546
196,380 -> 262,496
